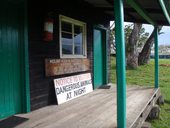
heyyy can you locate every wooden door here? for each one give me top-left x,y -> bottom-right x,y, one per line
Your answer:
93,28 -> 107,89
0,1 -> 24,118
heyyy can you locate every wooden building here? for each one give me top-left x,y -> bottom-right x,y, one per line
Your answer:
0,0 -> 170,127
28,0 -> 111,110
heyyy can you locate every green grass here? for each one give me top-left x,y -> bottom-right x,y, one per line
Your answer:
111,57 -> 170,128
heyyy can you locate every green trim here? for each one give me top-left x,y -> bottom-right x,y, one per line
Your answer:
94,25 -> 109,84
154,26 -> 159,88
105,30 -> 108,83
114,0 -> 126,127
95,25 -> 109,84
24,0 -> 30,112
93,25 -> 108,31
127,0 -> 156,25
159,0 -> 170,24
93,26 -> 108,88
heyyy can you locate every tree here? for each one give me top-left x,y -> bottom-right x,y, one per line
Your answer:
126,23 -> 142,69
109,22 -> 150,68
138,27 -> 149,48
109,23 -> 116,54
138,26 -> 162,65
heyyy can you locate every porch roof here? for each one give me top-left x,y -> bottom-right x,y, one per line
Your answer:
83,0 -> 170,25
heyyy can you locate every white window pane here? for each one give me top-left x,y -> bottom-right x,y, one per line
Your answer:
74,25 -> 83,55
60,15 -> 86,58
62,45 -> 72,54
74,33 -> 83,55
62,32 -> 73,54
74,25 -> 83,34
62,21 -> 72,33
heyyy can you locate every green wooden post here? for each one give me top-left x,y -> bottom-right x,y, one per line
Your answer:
114,0 -> 126,127
154,26 -> 159,88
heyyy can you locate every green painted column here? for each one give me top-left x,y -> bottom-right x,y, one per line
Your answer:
154,26 -> 159,88
114,0 -> 126,127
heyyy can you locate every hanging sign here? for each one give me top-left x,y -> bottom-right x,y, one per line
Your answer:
54,73 -> 93,104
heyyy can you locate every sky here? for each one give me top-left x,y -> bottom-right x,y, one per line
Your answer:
142,23 -> 170,46
111,21 -> 170,46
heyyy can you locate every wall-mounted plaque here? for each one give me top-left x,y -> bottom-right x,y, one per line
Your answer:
45,58 -> 90,76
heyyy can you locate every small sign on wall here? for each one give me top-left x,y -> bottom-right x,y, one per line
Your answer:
45,58 -> 90,76
54,73 -> 93,104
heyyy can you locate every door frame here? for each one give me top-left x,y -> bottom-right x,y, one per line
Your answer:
93,25 -> 108,89
22,0 -> 30,113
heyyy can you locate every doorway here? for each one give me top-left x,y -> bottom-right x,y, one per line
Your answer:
93,26 -> 108,89
0,1 -> 27,119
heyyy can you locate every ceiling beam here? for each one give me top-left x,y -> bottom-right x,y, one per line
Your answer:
105,0 -> 114,6
158,0 -> 170,24
94,7 -> 163,14
126,0 -> 156,25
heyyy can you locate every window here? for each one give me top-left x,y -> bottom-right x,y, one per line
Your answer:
59,15 -> 87,58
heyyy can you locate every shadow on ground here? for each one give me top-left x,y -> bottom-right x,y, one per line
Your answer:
0,115 -> 28,128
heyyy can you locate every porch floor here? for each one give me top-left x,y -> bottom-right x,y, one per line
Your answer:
0,84 -> 160,128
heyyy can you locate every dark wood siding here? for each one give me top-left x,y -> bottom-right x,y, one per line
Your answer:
28,0 -> 110,110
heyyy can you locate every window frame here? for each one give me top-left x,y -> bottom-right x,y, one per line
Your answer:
59,15 -> 87,58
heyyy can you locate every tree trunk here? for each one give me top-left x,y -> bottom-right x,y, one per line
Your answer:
126,23 -> 142,69
138,26 -> 162,65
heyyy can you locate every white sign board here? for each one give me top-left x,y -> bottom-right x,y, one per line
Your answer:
54,73 -> 93,104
